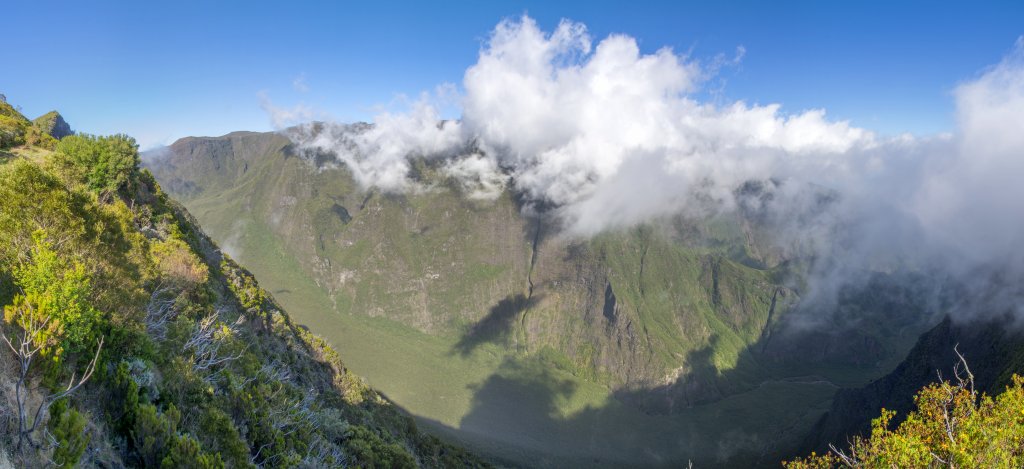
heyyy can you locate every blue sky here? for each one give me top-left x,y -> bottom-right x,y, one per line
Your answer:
5,0 -> 1023,148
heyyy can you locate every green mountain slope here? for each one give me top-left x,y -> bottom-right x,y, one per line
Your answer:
145,129 -> 941,466
0,102 -> 483,467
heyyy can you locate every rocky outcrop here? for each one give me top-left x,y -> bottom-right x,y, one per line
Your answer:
32,110 -> 73,139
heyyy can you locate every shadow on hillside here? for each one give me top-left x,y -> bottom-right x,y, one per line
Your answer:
610,335 -> 737,415
453,357 -> 668,468
435,271 -> 950,467
453,293 -> 542,356
450,347 -> 761,468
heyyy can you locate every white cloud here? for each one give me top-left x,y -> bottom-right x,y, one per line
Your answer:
910,37 -> 1024,269
442,152 -> 508,200
282,19 -> 1024,316
292,97 -> 463,193
259,91 -> 315,129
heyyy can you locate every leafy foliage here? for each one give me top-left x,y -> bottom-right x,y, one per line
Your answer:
151,237 -> 209,288
222,258 -> 265,311
47,399 -> 89,468
161,433 -> 225,469
50,133 -> 141,197
0,101 -> 56,150
343,425 -> 416,469
0,101 -> 30,150
6,231 -> 102,357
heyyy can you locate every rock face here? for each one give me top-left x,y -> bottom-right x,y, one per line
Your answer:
32,110 -> 73,139
802,315 -> 1024,455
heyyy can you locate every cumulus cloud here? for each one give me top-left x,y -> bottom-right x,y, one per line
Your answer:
291,16 -> 872,217
442,152 -> 508,200
290,98 -> 464,193
282,17 -> 1024,317
912,39 -> 1024,269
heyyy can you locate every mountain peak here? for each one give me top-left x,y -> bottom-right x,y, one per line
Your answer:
32,110 -> 73,139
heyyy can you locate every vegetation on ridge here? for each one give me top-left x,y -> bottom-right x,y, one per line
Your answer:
0,99 -> 485,467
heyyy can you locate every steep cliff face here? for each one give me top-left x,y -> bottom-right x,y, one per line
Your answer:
31,111 -> 73,139
802,315 -> 1024,455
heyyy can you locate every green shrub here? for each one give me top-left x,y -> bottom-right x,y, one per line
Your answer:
344,425 -> 416,469
221,257 -> 266,311
50,133 -> 140,197
161,433 -> 225,469
0,114 -> 27,149
197,407 -> 249,467
48,400 -> 90,468
132,403 -> 180,467
8,231 -> 102,357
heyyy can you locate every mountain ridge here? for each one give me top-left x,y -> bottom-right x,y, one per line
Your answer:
0,100 -> 486,467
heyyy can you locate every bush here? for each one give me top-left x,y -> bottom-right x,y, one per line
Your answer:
161,434 -> 225,469
151,238 -> 209,287
0,114 -> 26,149
0,161 -> 93,264
222,257 -> 266,311
48,400 -> 90,468
132,403 -> 179,467
344,425 -> 417,469
50,133 -> 140,197
8,231 -> 102,357
197,407 -> 250,468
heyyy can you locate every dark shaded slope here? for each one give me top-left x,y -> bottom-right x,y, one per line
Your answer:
802,315 -> 1024,455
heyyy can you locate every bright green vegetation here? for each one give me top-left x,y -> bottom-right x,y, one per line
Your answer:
0,101 -> 485,467
147,130 -> 940,466
0,99 -> 58,150
50,133 -> 143,197
787,372 -> 1024,468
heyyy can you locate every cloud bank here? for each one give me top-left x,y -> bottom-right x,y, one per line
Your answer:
279,16 -> 1024,316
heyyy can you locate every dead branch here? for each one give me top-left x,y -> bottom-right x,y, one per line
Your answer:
144,284 -> 179,341
183,312 -> 245,380
1,309 -> 103,452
